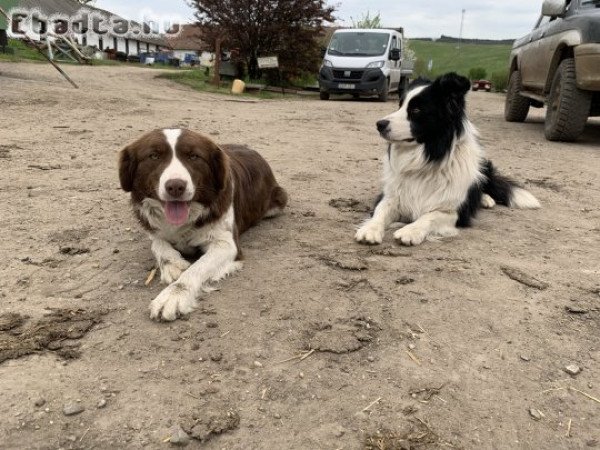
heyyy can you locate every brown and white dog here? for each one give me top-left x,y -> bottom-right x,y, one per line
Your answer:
119,128 -> 287,321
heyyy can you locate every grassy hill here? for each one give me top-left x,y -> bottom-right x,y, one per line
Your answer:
409,40 -> 512,88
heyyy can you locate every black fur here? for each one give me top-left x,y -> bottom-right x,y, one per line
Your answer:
457,182 -> 483,228
481,160 -> 516,206
456,159 -> 520,227
405,73 -> 471,162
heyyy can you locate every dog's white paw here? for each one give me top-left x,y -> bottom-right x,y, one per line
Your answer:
481,194 -> 496,209
394,225 -> 427,246
159,258 -> 191,285
355,223 -> 384,245
149,282 -> 196,322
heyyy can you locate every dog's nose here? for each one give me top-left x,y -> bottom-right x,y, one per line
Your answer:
165,179 -> 187,198
376,120 -> 390,133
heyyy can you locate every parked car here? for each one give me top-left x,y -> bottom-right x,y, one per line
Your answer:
505,0 -> 600,141
472,79 -> 492,92
318,28 -> 414,102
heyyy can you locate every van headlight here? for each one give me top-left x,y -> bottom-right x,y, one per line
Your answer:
322,59 -> 333,68
366,60 -> 385,68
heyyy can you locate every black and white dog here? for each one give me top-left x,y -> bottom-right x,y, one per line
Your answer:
356,73 -> 540,246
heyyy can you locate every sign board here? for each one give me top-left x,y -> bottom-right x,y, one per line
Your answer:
257,56 -> 279,69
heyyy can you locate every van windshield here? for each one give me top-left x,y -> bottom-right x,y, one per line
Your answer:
327,32 -> 391,57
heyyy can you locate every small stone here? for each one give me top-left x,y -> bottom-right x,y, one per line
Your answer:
299,372 -> 304,379
564,364 -> 582,376
169,425 -> 190,447
408,344 -> 416,350
566,305 -> 589,314
97,399 -> 107,409
253,361 -> 263,368
367,356 -> 375,362
529,408 -> 542,421
190,343 -> 200,351
210,352 -> 223,362
273,413 -> 281,419
520,354 -> 531,362
206,321 -> 218,329
34,398 -> 46,407
334,426 -> 346,438
63,403 -> 85,416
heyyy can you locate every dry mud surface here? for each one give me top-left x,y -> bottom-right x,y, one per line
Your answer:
1,62 -> 599,450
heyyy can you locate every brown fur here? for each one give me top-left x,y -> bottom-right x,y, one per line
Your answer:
118,129 -> 287,253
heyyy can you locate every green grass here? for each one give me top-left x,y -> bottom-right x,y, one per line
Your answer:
410,40 -> 511,80
0,39 -> 48,62
156,69 -> 300,100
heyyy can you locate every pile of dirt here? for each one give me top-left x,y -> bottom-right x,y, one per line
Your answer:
364,419 -> 457,450
307,316 -> 380,354
187,409 -> 241,442
0,309 -> 105,364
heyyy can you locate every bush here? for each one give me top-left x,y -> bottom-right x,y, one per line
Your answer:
468,67 -> 487,80
490,72 -> 508,92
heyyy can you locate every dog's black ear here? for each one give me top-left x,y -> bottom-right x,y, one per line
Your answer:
434,72 -> 471,98
118,146 -> 136,192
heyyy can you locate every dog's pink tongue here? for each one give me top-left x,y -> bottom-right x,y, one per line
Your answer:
164,202 -> 190,226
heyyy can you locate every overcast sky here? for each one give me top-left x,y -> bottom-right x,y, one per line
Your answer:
95,0 -> 543,40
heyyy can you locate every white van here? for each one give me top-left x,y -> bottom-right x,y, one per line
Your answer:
318,28 -> 413,101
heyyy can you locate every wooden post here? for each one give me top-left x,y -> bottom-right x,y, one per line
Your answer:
212,36 -> 221,87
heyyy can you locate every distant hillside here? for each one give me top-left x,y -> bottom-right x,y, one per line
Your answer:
409,40 -> 512,81
413,35 -> 515,46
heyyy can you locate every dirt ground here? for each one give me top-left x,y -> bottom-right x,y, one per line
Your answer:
1,62 -> 599,450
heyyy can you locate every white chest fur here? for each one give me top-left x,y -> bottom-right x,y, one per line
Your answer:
138,198 -> 234,254
383,126 -> 484,221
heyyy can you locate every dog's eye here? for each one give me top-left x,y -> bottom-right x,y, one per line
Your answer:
411,108 -> 421,115
149,153 -> 160,160
188,154 -> 199,161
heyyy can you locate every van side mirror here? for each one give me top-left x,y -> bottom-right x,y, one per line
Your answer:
320,47 -> 327,58
390,48 -> 401,61
542,0 -> 567,17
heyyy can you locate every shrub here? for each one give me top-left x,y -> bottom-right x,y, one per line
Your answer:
490,72 -> 508,92
468,67 -> 487,80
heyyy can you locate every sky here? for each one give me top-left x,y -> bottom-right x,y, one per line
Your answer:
95,0 -> 543,40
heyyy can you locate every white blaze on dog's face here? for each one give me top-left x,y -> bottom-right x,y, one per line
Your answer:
118,128 -> 228,227
158,129 -> 195,225
376,85 -> 428,146
375,74 -> 472,162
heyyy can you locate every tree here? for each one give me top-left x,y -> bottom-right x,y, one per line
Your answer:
351,11 -> 381,29
188,0 -> 335,80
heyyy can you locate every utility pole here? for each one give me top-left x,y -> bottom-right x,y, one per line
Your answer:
458,9 -> 466,51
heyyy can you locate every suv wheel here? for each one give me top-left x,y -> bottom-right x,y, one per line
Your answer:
378,80 -> 390,102
505,70 -> 530,122
320,91 -> 330,101
544,58 -> 592,142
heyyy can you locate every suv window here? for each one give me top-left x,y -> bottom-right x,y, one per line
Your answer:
581,0 -> 599,8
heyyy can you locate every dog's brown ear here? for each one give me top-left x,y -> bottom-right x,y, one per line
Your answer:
118,146 -> 136,192
210,146 -> 229,193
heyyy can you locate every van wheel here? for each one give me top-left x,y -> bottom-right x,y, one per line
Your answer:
544,58 -> 592,142
320,91 -> 330,100
398,76 -> 409,98
378,81 -> 389,102
504,70 -> 530,122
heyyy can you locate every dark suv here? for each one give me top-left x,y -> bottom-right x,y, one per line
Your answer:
505,0 -> 600,141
